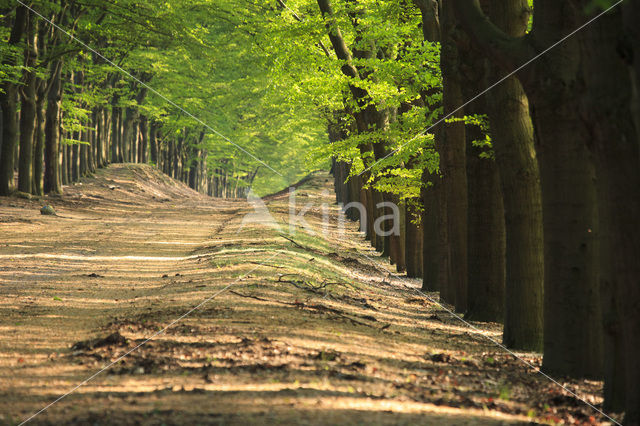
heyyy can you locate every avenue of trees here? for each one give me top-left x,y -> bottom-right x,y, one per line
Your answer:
0,0 -> 325,199
1,0 -> 638,423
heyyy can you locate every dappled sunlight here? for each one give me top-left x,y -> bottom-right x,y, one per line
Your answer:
0,166 -> 606,424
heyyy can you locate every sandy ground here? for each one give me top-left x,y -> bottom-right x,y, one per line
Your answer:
0,164 -> 616,425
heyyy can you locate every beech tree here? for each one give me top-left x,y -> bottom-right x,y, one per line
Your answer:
454,0 -> 639,420
481,0 -> 544,352
455,0 -> 603,378
0,4 -> 27,196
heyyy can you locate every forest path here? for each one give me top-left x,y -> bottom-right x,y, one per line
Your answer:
0,165 -> 603,425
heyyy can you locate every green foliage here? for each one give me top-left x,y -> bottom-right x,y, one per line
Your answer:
447,114 -> 493,159
585,0 -> 621,14
252,0 -> 442,200
2,0 -> 444,198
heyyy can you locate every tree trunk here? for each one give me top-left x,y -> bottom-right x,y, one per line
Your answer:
96,109 -> 104,168
440,0 -> 467,310
393,196 -> 406,273
0,84 -> 19,195
149,121 -> 158,165
110,97 -> 120,163
465,133 -> 505,322
533,95 -> 602,378
139,115 -> 149,163
17,15 -> 37,194
117,107 -> 124,163
168,139 -> 176,177
88,111 -> 96,173
188,157 -> 197,189
122,107 -> 136,163
80,138 -> 88,176
71,140 -> 79,182
484,0 -> 545,350
422,184 -> 439,290
44,60 -> 64,194
458,19 -> 506,322
0,5 -> 28,195
33,90 -> 46,196
405,201 -> 422,278
455,0 -> 603,379
577,3 -> 640,418
62,143 -> 69,185
416,0 -> 442,292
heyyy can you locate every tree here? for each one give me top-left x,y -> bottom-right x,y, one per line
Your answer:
0,5 -> 27,196
575,0 -> 640,420
484,0 -> 544,350
415,0 -> 442,292
17,13 -> 37,194
454,0 -> 603,378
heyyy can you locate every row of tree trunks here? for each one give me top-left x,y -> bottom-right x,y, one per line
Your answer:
455,0 -> 603,380
414,1 -> 546,362
317,0 -> 409,273
0,7 -> 262,202
578,2 -> 640,419
453,0 -> 640,419
4,64 -> 229,199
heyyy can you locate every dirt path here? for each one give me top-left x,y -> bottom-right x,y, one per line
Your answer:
0,165 -> 609,425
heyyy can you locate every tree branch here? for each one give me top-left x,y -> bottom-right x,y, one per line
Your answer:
276,0 -> 332,57
453,0 -> 531,77
316,0 -> 360,79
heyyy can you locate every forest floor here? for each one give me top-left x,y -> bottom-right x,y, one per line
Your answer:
0,164 -> 614,425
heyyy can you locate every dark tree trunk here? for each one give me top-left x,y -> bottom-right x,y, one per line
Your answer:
80,136 -> 88,176
110,96 -> 120,163
33,91 -> 46,196
533,90 -> 602,379
392,196 -> 406,273
465,131 -> 505,323
366,187 -> 376,243
188,159 -> 197,189
62,143 -> 69,185
0,6 -> 28,195
483,0 -> 545,350
122,107 -> 136,163
149,121 -> 158,165
455,0 -> 603,379
168,139 -> 176,177
422,185 -> 439,290
405,201 -> 423,278
95,109 -> 104,168
440,0 -> 468,310
348,172 -> 361,221
71,139 -> 79,182
44,60 -> 64,194
18,15 -> 38,194
577,2 -> 640,419
117,106 -> 124,163
139,115 -> 148,163
416,0 -> 441,292
88,111 -> 96,173
457,18 -> 506,322
163,139 -> 171,175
